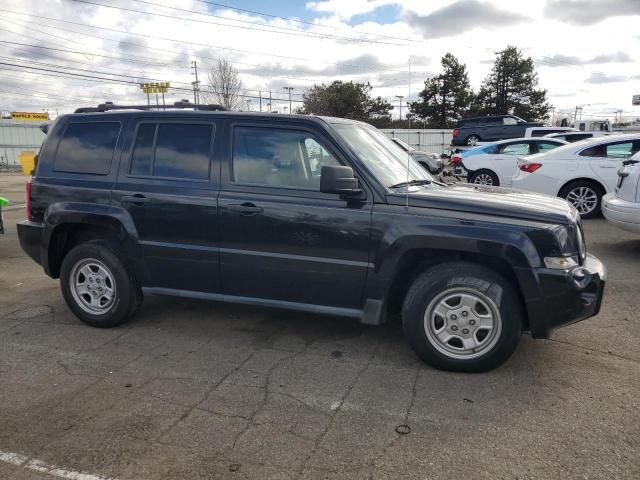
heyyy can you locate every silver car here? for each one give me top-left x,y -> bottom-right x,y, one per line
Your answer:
390,138 -> 443,175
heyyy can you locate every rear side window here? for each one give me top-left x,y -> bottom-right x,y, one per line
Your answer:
54,122 -> 121,175
503,117 -> 518,125
129,123 -> 213,180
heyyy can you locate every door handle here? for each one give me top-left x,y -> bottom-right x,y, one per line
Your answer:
226,203 -> 263,216
121,194 -> 151,205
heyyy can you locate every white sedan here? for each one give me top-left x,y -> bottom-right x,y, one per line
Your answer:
602,154 -> 640,232
460,138 -> 567,187
512,134 -> 640,218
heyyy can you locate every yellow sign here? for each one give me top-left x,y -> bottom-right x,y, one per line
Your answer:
140,82 -> 170,94
11,112 -> 49,121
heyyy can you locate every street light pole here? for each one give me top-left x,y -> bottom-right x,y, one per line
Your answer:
283,87 -> 294,113
395,95 -> 404,122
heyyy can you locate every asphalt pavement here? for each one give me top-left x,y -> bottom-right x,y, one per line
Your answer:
0,173 -> 638,479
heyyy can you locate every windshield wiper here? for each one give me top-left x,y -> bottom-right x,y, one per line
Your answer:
389,179 -> 432,189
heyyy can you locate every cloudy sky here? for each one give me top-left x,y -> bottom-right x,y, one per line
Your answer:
0,0 -> 639,120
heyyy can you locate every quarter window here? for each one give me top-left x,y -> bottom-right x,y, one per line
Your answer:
605,142 -> 635,159
232,127 -> 340,190
536,142 -> 561,153
54,122 -> 121,175
129,123 -> 213,180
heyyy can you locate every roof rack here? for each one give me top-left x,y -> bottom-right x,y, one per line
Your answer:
74,100 -> 228,113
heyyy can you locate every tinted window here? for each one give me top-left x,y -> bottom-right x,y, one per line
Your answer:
129,123 -> 213,180
130,124 -> 156,176
530,129 -> 557,137
154,124 -> 212,180
564,133 -> 592,142
233,127 -> 340,190
536,141 -> 561,152
580,145 -> 605,157
499,143 -> 530,155
54,122 -> 120,175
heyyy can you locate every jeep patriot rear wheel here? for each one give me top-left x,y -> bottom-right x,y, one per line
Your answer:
60,240 -> 142,328
402,262 -> 523,372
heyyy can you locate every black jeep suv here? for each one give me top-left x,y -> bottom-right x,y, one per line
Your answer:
17,103 -> 605,372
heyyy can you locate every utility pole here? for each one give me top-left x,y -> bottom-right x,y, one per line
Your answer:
283,87 -> 294,114
259,91 -> 262,112
269,91 -> 272,112
191,60 -> 200,104
395,95 -> 404,122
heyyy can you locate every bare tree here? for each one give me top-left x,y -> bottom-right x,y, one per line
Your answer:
203,59 -> 243,110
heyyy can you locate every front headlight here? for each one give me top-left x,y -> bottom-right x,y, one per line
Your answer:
544,256 -> 579,270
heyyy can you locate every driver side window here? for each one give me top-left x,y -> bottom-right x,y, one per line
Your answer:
232,126 -> 340,190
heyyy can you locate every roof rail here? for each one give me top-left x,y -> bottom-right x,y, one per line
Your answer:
74,100 -> 228,113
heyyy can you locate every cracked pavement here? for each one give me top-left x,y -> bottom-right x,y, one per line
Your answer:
0,174 -> 639,479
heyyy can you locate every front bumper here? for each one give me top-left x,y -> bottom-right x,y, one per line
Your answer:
17,220 -> 44,266
602,194 -> 640,233
526,253 -> 606,338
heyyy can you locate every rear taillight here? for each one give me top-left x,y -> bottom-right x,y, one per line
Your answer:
519,162 -> 542,173
26,177 -> 32,220
450,155 -> 462,165
452,128 -> 459,137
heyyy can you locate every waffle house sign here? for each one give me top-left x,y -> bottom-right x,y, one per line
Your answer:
11,112 -> 50,121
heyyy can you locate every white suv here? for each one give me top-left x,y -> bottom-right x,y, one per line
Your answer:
512,134 -> 640,218
602,155 -> 640,233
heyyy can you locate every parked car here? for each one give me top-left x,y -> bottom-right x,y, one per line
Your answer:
602,156 -> 640,233
457,138 -> 567,186
524,127 -> 577,137
18,102 -> 606,372
451,115 -> 543,146
512,134 -> 640,218
389,137 -> 444,174
0,196 -> 7,234
545,131 -> 610,143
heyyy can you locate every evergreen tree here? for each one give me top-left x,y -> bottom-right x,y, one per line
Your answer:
472,46 -> 550,121
302,81 -> 392,125
409,53 -> 473,128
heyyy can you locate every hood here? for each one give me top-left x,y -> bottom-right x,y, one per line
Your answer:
389,183 -> 576,225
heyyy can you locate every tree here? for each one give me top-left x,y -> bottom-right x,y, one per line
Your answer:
472,46 -> 550,121
409,53 -> 473,128
302,81 -> 392,125
203,59 -> 243,110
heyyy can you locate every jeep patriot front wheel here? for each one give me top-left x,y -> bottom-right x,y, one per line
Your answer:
402,262 -> 523,372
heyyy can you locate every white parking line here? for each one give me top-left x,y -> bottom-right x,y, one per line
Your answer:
0,450 -> 118,480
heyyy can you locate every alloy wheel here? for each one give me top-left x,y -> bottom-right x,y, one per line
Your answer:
566,186 -> 598,215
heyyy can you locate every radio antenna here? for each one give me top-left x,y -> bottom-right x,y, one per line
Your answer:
406,56 -> 411,209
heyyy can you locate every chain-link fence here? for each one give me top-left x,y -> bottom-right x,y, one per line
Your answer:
380,129 -> 452,154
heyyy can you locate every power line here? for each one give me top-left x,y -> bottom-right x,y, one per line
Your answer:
194,0 -> 426,45
0,9 -> 370,67
0,62 -> 304,103
70,0 -> 410,47
0,13 -> 371,84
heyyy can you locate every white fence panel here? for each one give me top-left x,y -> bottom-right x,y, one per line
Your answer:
0,121 -> 46,169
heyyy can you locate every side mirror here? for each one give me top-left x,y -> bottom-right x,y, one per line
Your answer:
320,166 -> 361,195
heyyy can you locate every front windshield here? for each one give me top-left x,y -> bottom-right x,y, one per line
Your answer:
333,123 -> 432,187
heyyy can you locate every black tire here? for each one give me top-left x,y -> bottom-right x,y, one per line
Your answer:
402,262 -> 523,372
465,135 -> 480,146
60,240 -> 142,328
558,180 -> 603,219
468,169 -> 499,186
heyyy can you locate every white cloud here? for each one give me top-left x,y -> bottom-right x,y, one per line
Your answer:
0,0 -> 638,119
